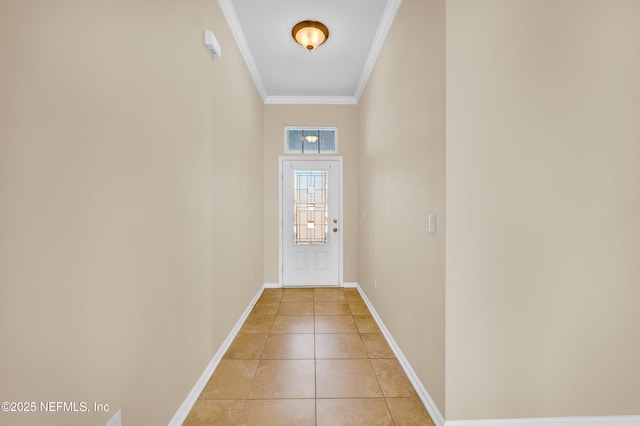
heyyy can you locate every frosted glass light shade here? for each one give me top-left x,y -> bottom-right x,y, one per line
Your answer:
292,21 -> 329,51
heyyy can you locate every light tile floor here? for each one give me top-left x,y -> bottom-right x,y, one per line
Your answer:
183,288 -> 435,426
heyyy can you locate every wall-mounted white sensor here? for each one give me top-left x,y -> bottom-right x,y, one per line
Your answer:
204,30 -> 221,60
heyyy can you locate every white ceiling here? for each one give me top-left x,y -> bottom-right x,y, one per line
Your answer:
218,0 -> 402,104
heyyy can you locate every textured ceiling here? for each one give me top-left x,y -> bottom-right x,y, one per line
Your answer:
219,0 -> 401,104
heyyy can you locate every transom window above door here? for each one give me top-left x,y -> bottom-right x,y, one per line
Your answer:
285,126 -> 337,154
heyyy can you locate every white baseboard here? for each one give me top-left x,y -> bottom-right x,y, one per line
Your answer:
446,416 -> 640,426
168,285 -> 265,426
353,283 -> 640,426
263,283 -> 281,288
354,283 -> 446,426
268,282 -> 357,288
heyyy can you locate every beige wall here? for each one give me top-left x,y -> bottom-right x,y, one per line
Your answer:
358,0 -> 446,415
446,0 -> 640,420
0,1 -> 263,425
263,105 -> 359,284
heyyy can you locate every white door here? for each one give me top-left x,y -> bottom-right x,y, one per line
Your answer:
280,157 -> 342,287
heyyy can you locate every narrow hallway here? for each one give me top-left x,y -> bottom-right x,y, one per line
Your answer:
183,288 -> 435,425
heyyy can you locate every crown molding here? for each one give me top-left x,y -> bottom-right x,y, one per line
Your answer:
218,0 -> 401,104
265,96 -> 358,105
354,0 -> 403,102
217,0 -> 268,101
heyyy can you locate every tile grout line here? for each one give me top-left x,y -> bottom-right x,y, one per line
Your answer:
314,290 -> 318,426
235,295 -> 278,424
312,289 -> 316,426
352,289 -> 397,425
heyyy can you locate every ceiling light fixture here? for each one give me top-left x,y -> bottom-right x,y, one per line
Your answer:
303,129 -> 320,144
292,20 -> 329,51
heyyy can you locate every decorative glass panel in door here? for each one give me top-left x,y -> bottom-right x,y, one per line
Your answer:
294,171 -> 328,245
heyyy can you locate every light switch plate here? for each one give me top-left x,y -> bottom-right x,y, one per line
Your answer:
204,30 -> 221,60
428,214 -> 436,234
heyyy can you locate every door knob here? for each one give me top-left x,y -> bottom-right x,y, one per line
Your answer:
333,227 -> 338,232
333,219 -> 338,223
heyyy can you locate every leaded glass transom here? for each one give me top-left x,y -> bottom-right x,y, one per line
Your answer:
285,127 -> 337,154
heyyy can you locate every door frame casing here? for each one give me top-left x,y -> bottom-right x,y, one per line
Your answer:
279,156 -> 344,287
